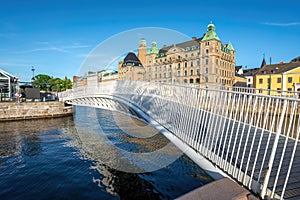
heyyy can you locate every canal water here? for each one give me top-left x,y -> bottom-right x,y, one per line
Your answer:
0,106 -> 213,200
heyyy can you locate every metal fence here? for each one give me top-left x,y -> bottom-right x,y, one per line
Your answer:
59,80 -> 300,199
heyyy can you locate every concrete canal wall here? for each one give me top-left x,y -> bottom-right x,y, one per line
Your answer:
0,101 -> 73,121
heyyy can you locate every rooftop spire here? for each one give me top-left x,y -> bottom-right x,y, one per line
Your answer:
139,38 -> 146,47
202,20 -> 220,41
147,41 -> 159,54
260,57 -> 266,68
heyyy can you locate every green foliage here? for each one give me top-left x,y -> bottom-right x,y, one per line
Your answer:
32,74 -> 72,92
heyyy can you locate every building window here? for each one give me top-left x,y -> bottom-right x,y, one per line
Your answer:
184,62 -> 187,67
206,49 -> 209,54
164,73 -> 166,78
277,77 -> 281,83
259,89 -> 262,93
184,79 -> 187,83
178,63 -> 180,68
190,79 -> 194,83
155,74 -> 157,78
177,71 -> 180,77
196,78 -> 200,83
205,77 -> 208,82
191,61 -> 193,67
197,69 -> 200,75
216,59 -> 218,65
205,68 -> 208,74
288,77 -> 293,83
197,60 -> 200,66
206,59 -> 209,65
164,66 -> 166,70
159,74 -> 161,78
259,79 -> 263,84
190,70 -> 193,75
191,53 -> 194,57
277,88 -> 281,93
288,88 -> 292,91
184,70 -> 187,76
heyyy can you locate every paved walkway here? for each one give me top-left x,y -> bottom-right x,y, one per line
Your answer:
177,178 -> 258,200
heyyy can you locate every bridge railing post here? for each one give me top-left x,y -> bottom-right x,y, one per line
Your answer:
260,99 -> 288,199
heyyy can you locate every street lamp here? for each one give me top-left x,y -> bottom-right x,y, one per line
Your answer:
31,66 -> 35,81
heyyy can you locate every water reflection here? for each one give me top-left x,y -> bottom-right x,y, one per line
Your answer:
0,117 -> 73,158
0,107 -> 213,199
67,106 -> 213,199
71,106 -> 184,173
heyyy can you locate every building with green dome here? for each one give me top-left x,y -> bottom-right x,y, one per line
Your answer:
119,21 -> 236,86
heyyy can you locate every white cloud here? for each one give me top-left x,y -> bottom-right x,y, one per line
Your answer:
15,42 -> 90,54
263,22 -> 300,27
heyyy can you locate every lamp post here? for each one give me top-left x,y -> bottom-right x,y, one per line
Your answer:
0,87 -> 2,102
31,66 -> 35,80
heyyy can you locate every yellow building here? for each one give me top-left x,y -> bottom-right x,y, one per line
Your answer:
254,61 -> 300,95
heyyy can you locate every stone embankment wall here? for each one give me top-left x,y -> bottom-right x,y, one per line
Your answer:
0,101 -> 73,121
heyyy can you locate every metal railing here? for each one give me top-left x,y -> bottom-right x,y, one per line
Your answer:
59,80 -> 300,199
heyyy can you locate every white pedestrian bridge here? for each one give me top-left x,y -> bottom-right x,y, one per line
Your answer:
59,80 -> 300,200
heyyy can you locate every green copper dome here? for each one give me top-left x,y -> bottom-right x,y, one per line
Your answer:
226,41 -> 235,51
147,41 -> 159,54
202,21 -> 220,41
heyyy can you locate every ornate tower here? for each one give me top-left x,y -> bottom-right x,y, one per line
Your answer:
138,38 -> 147,66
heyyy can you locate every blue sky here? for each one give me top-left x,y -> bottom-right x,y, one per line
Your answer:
0,0 -> 299,82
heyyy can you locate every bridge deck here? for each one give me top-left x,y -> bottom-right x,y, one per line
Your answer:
178,108 -> 300,199
60,81 -> 300,200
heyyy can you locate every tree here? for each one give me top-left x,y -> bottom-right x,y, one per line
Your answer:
33,74 -> 72,92
33,74 -> 52,91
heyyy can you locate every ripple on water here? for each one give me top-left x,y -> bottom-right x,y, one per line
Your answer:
0,108 -> 213,199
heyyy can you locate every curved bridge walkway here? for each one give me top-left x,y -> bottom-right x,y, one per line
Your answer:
59,80 -> 300,200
